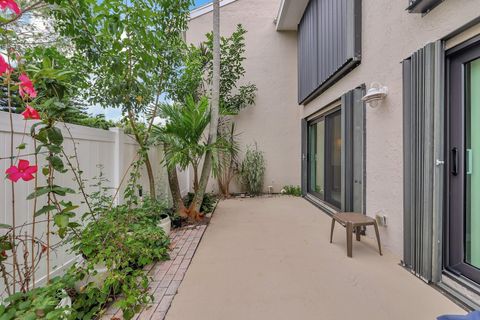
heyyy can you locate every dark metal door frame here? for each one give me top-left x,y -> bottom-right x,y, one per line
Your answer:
446,40 -> 480,284
306,107 -> 342,209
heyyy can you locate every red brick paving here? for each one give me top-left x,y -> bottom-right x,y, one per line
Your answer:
101,224 -> 208,320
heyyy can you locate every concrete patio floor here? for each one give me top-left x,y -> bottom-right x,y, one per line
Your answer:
166,196 -> 465,320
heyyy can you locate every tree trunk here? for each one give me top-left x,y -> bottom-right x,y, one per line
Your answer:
165,143 -> 188,218
144,154 -> 156,199
127,111 -> 156,199
189,0 -> 221,218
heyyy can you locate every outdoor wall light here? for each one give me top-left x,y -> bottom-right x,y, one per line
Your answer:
362,82 -> 388,108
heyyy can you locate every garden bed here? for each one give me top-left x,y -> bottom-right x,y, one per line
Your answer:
101,224 -> 209,320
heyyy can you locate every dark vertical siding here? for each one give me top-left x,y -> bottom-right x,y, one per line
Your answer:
341,87 -> 365,212
403,41 -> 444,282
298,0 -> 362,104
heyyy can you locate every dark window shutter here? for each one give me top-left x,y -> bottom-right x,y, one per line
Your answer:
298,0 -> 362,104
341,87 -> 366,213
402,41 -> 444,282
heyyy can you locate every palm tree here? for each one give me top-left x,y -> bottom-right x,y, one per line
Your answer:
159,96 -> 212,192
152,96 -> 226,219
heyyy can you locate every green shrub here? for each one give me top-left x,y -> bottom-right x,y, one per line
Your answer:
70,204 -> 170,319
0,274 -> 78,320
0,201 -> 172,320
282,185 -> 302,197
239,145 -> 266,195
137,197 -> 171,223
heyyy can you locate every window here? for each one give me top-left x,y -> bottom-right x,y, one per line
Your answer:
308,109 -> 342,208
301,88 -> 365,213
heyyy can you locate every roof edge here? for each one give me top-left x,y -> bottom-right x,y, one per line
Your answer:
275,0 -> 309,31
189,0 -> 238,20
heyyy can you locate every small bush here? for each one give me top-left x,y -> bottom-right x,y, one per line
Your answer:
70,204 -> 170,319
0,275 -> 78,320
183,192 -> 217,214
282,185 -> 302,197
239,144 -> 266,195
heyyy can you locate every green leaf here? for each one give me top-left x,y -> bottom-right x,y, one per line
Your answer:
54,214 -> 69,228
27,186 -> 51,200
47,127 -> 63,146
35,205 -> 57,217
52,186 -> 76,196
46,144 -> 62,154
47,155 -> 65,172
16,143 -> 27,150
35,128 -> 48,144
0,224 -> 11,229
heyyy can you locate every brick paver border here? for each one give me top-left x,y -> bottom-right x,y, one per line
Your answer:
102,224 -> 208,320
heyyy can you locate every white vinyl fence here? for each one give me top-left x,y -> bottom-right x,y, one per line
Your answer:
0,112 -> 189,295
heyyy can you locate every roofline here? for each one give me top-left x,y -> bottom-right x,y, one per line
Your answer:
275,0 -> 309,31
189,0 -> 238,20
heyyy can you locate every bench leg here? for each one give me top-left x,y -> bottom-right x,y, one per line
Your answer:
355,226 -> 361,241
373,222 -> 383,256
346,222 -> 353,258
330,219 -> 335,243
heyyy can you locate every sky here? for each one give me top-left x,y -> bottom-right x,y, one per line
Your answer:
191,0 -> 212,9
89,0 -> 213,121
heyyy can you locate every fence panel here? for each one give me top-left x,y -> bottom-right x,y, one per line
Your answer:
0,113 -> 173,294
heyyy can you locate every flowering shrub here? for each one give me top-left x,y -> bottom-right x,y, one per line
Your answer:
5,159 -> 37,182
0,0 -> 20,15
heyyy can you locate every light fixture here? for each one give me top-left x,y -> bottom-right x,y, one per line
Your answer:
362,82 -> 388,108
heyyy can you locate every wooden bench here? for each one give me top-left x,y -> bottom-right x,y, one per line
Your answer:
330,212 -> 382,258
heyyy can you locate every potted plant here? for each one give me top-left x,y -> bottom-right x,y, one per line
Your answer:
158,212 -> 172,236
141,197 -> 172,236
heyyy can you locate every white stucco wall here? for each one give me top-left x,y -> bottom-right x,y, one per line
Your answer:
187,0 -> 480,256
187,0 -> 301,194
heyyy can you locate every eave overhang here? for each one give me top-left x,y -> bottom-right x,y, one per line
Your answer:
275,0 -> 309,31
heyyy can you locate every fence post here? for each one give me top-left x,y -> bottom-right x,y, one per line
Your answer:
110,127 -> 125,205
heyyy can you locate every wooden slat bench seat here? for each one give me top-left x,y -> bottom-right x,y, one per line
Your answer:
330,212 -> 382,258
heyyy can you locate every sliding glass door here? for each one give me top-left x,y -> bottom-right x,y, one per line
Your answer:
307,109 -> 342,208
447,43 -> 480,284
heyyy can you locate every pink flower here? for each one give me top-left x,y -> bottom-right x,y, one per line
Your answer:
0,55 -> 12,76
5,160 -> 37,182
0,0 -> 20,15
21,105 -> 40,120
18,73 -> 37,99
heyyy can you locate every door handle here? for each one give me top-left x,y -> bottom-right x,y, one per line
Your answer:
467,149 -> 473,175
452,147 -> 458,176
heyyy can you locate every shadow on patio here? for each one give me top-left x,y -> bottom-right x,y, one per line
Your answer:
166,196 -> 464,320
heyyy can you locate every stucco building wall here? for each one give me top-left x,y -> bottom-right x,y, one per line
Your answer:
187,0 -> 301,195
187,0 -> 480,256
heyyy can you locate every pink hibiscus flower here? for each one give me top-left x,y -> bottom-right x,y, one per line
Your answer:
5,159 -> 37,182
21,105 -> 41,120
0,0 -> 20,15
0,55 -> 12,76
18,73 -> 37,99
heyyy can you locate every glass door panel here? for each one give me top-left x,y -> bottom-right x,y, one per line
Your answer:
447,43 -> 480,284
307,109 -> 342,209
466,58 -> 480,269
308,120 -> 325,199
316,121 -> 325,197
325,111 -> 342,208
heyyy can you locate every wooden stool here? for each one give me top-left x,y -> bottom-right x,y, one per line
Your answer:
330,212 -> 382,258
